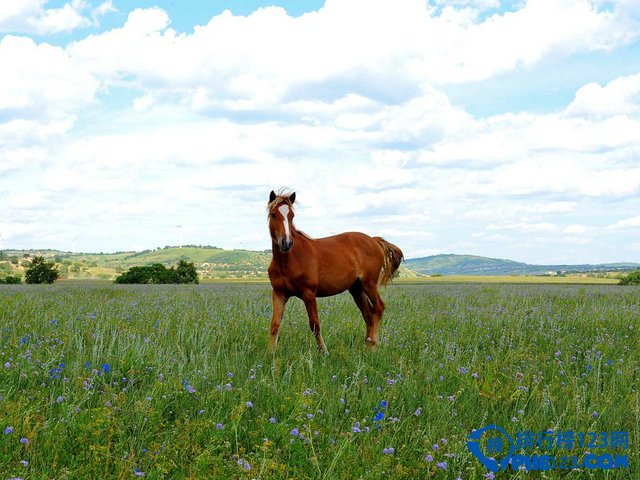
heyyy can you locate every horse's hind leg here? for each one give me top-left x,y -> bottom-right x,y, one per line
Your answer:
349,281 -> 375,346
359,281 -> 385,346
302,293 -> 328,354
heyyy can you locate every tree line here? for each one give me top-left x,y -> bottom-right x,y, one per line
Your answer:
0,256 -> 199,284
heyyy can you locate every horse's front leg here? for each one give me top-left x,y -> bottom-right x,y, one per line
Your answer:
302,294 -> 328,354
268,290 -> 288,352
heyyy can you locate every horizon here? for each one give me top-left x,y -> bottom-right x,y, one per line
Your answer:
1,1 -> 640,264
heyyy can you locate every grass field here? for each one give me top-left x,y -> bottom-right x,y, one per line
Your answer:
0,283 -> 637,479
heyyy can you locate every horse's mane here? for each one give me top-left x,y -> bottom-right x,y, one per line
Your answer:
266,188 -> 295,212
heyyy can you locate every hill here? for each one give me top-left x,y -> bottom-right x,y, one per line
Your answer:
1,248 -> 637,281
0,246 -> 273,280
405,254 -> 640,276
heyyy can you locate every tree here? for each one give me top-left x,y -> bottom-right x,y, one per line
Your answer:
25,256 -> 59,284
619,270 -> 640,286
173,260 -> 199,284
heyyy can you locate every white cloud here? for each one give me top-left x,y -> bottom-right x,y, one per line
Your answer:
0,35 -> 98,119
563,224 -> 591,234
64,1 -> 640,110
487,221 -> 558,233
567,73 -> 640,118
608,214 -> 640,230
0,0 -> 113,35
133,94 -> 156,112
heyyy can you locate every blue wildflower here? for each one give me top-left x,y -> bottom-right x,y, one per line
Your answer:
4,426 -> 13,434
101,363 -> 110,375
183,380 -> 196,394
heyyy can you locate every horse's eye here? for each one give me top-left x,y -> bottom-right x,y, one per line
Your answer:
270,213 -> 276,219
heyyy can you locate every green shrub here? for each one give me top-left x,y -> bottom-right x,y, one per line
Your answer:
619,270 -> 640,285
115,260 -> 198,284
0,275 -> 21,284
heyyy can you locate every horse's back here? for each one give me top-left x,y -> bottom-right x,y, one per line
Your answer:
313,232 -> 385,295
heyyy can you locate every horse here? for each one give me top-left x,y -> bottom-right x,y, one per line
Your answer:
266,190 -> 403,354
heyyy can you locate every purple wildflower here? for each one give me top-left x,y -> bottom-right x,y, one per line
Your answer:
20,437 -> 29,445
183,380 -> 196,393
425,454 -> 434,462
245,401 -> 253,408
459,367 -> 467,374
383,447 -> 395,454
436,461 -> 447,470
216,423 -> 224,430
4,426 -> 13,435
269,417 -> 277,424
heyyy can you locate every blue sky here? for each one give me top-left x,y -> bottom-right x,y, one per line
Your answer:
1,0 -> 639,263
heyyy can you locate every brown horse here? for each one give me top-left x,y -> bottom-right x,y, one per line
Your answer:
267,190 -> 403,354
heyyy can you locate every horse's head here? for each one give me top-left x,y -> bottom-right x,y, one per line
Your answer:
268,190 -> 296,253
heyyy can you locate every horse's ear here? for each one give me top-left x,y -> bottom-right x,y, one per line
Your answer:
289,192 -> 296,204
269,190 -> 276,204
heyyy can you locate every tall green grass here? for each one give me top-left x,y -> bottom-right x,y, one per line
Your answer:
0,284 -> 637,479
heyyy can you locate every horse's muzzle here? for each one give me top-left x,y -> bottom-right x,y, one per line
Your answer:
279,239 -> 293,253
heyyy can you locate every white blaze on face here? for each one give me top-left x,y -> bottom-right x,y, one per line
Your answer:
278,204 -> 291,243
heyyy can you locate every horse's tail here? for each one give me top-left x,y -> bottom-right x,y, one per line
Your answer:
374,237 -> 404,286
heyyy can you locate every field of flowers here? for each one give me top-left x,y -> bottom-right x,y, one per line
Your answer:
0,283 -> 637,479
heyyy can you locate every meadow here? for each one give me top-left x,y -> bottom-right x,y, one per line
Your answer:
0,283 -> 637,479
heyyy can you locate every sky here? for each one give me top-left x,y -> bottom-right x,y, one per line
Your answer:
1,0 -> 639,264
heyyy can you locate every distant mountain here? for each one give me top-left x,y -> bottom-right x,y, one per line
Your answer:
405,254 -> 640,276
